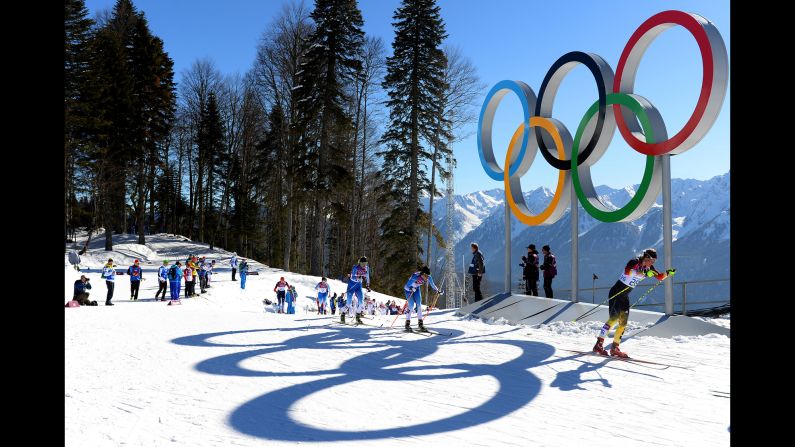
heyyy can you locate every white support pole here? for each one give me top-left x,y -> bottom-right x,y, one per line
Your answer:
505,203 -> 511,294
662,154 -> 674,315
571,183 -> 579,303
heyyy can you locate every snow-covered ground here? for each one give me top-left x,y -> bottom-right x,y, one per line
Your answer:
65,233 -> 729,446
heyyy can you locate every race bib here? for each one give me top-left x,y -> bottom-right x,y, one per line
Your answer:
618,270 -> 644,288
278,286 -> 286,291
318,287 -> 327,293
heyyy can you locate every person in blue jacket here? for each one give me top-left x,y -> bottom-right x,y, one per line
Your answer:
342,256 -> 371,324
285,285 -> 296,314
168,261 -> 183,304
73,274 -> 96,306
127,259 -> 144,300
102,258 -> 116,306
403,266 -> 442,332
197,256 -> 207,293
239,259 -> 249,290
155,260 -> 169,301
315,277 -> 330,315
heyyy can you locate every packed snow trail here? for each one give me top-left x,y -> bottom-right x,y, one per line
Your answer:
65,234 -> 729,446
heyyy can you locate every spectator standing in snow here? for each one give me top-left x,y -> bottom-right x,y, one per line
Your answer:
127,259 -> 144,301
155,260 -> 169,301
168,261 -> 183,304
102,258 -> 116,306
539,245 -> 557,298
230,253 -> 238,281
239,259 -> 249,289
468,243 -> 485,302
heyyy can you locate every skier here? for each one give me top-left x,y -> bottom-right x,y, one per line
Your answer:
403,266 -> 442,332
239,258 -> 249,289
102,258 -> 116,306
168,261 -> 183,305
315,277 -> 330,315
341,256 -> 371,324
155,260 -> 169,301
274,277 -> 290,313
230,253 -> 238,281
127,259 -> 144,300
592,248 -> 676,358
330,292 -> 338,315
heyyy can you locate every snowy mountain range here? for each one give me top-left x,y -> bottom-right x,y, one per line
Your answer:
423,172 -> 730,307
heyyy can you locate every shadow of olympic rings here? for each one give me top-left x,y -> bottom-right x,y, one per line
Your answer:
172,324 -> 555,441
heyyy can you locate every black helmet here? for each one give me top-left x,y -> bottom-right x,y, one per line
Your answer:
359,256 -> 368,263
642,248 -> 658,259
420,266 -> 430,275
322,276 -> 327,281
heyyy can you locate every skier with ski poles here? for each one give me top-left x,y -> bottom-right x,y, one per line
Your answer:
341,256 -> 371,325
592,248 -> 675,358
274,277 -> 290,313
315,277 -> 330,315
403,266 -> 443,332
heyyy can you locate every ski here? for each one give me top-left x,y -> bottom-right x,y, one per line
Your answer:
402,328 -> 452,337
559,349 -> 694,370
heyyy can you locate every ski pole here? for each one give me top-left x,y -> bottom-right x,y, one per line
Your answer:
423,291 -> 442,319
631,271 -> 676,309
390,301 -> 408,328
572,285 -> 631,322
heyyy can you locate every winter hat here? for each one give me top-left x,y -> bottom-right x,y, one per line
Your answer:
163,260 -> 169,264
643,248 -> 658,259
420,266 -> 431,275
527,244 -> 535,250
134,259 -> 140,264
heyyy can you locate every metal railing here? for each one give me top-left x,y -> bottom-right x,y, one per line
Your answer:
514,278 -> 730,316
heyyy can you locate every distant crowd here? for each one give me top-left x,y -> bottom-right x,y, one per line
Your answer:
66,253 -> 250,307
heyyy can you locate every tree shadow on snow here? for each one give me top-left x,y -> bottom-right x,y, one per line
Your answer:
172,325 -> 556,442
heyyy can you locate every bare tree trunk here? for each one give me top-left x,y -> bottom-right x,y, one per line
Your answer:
284,177 -> 293,271
79,228 -> 94,255
137,167 -> 146,245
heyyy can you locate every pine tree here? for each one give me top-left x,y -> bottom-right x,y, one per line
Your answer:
292,0 -> 365,275
65,0 -> 94,242
196,92 -> 225,248
378,0 -> 449,293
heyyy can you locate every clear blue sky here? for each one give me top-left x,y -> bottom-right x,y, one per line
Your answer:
84,0 -> 729,196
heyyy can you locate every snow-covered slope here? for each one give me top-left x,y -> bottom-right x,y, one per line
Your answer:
65,233 -> 729,446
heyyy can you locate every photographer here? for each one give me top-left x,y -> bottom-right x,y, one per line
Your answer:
73,275 -> 97,306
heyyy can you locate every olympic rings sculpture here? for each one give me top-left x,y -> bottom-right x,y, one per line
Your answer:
477,10 -> 728,224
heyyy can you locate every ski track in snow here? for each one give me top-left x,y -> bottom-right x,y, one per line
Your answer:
65,233 -> 729,447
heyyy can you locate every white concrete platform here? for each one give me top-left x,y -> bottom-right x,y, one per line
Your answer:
456,293 -> 729,338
